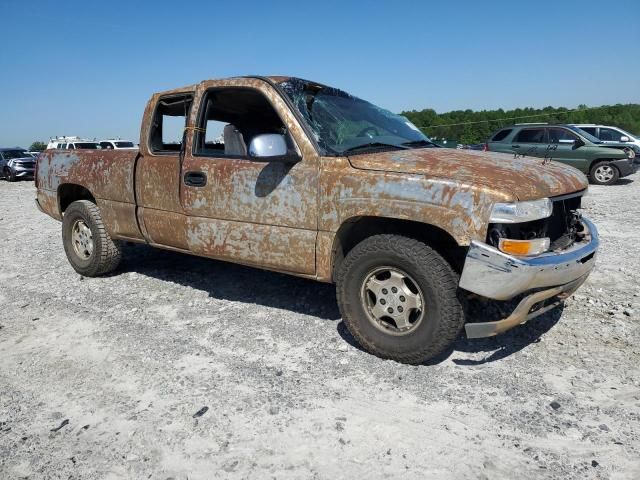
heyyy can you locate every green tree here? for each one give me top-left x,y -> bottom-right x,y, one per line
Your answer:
402,104 -> 640,145
29,141 -> 47,151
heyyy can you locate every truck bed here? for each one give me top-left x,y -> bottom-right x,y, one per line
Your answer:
36,149 -> 142,241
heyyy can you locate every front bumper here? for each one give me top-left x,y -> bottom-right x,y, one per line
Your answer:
612,158 -> 638,177
11,167 -> 35,178
459,217 -> 599,337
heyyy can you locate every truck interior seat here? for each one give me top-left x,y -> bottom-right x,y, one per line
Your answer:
223,124 -> 248,157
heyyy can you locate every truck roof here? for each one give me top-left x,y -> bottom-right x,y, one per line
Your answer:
153,76 -> 318,97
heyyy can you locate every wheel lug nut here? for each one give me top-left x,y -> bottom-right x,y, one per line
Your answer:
382,288 -> 388,295
400,296 -> 405,302
387,307 -> 393,314
391,287 -> 397,293
380,299 -> 386,305
398,306 -> 404,313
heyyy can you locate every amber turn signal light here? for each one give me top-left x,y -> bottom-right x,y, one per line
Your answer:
498,237 -> 550,256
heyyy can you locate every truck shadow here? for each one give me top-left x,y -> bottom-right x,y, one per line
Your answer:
119,244 -> 341,321
337,300 -> 564,366
120,244 -> 562,365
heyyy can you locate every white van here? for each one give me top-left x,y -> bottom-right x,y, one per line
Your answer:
46,136 -> 100,150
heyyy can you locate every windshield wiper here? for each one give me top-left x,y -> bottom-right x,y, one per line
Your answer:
401,139 -> 437,148
342,142 -> 409,155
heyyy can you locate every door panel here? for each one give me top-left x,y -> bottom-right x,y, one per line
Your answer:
136,154 -> 188,249
180,80 -> 319,275
185,216 -> 316,273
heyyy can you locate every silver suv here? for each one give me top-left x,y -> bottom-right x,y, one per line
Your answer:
1,148 -> 36,182
570,124 -> 640,153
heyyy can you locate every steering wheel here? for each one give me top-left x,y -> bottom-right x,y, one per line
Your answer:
356,126 -> 380,138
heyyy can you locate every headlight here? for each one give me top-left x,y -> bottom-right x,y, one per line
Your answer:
489,198 -> 553,223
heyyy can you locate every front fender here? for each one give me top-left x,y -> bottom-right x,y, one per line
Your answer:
320,170 -> 510,245
336,198 -> 480,246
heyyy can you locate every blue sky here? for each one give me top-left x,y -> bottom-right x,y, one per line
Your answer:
1,0 -> 639,147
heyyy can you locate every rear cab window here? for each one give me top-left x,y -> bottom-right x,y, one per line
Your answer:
149,93 -> 194,154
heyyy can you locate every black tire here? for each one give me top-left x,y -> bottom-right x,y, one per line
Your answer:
4,168 -> 17,182
62,200 -> 122,277
336,234 -> 465,364
589,161 -> 619,185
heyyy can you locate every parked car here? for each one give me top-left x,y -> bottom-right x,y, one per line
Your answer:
35,76 -> 599,363
0,147 -> 36,181
570,124 -> 640,150
99,139 -> 138,150
46,137 -> 101,150
486,124 -> 637,185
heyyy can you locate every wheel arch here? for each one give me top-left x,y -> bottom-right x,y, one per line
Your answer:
330,216 -> 466,281
57,183 -> 96,215
589,158 -> 620,173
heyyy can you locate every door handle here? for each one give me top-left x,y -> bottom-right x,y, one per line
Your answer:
512,145 -> 521,148
184,171 -> 207,187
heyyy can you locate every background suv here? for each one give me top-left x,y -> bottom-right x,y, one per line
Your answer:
0,148 -> 35,182
569,124 -> 640,152
487,124 -> 637,185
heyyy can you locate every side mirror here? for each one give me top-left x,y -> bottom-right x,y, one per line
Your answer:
249,134 -> 299,163
620,136 -> 630,142
572,138 -> 585,149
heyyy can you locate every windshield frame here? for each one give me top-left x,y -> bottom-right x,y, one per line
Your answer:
275,77 -> 434,156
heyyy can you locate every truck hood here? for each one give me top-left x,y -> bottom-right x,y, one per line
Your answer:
347,148 -> 588,200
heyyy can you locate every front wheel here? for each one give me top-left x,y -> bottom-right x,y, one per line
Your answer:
62,200 -> 122,276
589,161 -> 619,185
336,234 -> 465,364
4,168 -> 16,182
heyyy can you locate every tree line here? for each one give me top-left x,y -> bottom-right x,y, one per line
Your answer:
401,104 -> 640,145
27,104 -> 639,150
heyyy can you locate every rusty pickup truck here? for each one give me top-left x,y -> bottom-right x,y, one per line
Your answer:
35,76 -> 599,364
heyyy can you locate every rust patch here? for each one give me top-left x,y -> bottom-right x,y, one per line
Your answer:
186,217 -> 316,274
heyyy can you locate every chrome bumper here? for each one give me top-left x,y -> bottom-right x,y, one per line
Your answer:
460,217 -> 599,338
459,217 -> 598,301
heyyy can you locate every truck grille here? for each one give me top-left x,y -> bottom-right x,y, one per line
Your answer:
16,161 -> 35,168
547,193 -> 583,251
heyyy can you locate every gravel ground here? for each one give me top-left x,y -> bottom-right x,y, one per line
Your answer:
1,176 -> 639,479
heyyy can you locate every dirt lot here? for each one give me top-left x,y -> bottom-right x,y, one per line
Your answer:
1,175 -> 639,479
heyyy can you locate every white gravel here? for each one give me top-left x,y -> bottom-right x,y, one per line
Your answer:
1,175 -> 639,479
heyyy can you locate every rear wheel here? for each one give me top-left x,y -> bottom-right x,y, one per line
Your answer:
62,200 -> 122,276
336,234 -> 465,364
589,161 -> 619,185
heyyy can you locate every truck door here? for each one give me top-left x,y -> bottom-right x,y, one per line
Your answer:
179,81 -> 318,275
136,92 -> 193,249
